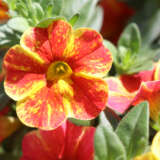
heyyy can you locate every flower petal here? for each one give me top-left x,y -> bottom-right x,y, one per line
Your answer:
3,45 -> 48,73
134,152 -> 156,160
67,28 -> 103,61
69,74 -> 108,119
47,20 -> 72,60
21,121 -> 95,160
151,131 -> 160,159
120,70 -> 154,93
21,125 -> 65,160
21,27 -> 53,63
154,61 -> 160,80
132,81 -> 160,121
16,85 -> 66,130
4,71 -> 46,101
106,77 -> 136,113
63,121 -> 95,160
71,46 -> 112,77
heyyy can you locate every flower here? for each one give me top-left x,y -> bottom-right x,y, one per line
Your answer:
134,131 -> 160,160
105,61 -> 160,121
3,19 -> 112,130
100,0 -> 135,44
21,121 -> 95,160
0,0 -> 9,24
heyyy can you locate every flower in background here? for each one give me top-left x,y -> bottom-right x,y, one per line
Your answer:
0,107 -> 21,143
0,0 -> 9,24
106,61 -> 160,122
3,19 -> 112,130
100,0 -> 135,44
134,131 -> 160,160
21,121 -> 95,160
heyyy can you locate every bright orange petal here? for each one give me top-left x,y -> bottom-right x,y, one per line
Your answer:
71,46 -> 112,77
3,45 -> 48,73
106,77 -> 136,113
66,28 -> 103,62
21,28 -> 53,63
51,74 -> 108,120
16,85 -> 66,130
4,71 -> 46,101
69,74 -> 108,119
132,81 -> 160,121
47,20 -> 72,60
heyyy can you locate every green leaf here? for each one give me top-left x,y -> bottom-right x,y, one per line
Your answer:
103,39 -> 117,64
118,23 -> 141,54
36,17 -> 66,28
0,23 -> 21,49
69,13 -> 80,26
61,0 -> 102,31
115,101 -> 149,159
94,112 -> 126,160
32,2 -> 44,21
52,0 -> 64,16
68,118 -> 96,126
0,82 -> 10,111
8,17 -> 29,32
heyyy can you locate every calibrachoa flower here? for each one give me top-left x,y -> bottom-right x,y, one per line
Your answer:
134,131 -> 160,160
106,61 -> 160,121
3,19 -> 112,130
100,0 -> 135,43
0,0 -> 9,24
21,121 -> 95,160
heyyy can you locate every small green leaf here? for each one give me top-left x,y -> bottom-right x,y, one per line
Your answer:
32,2 -> 44,21
103,39 -> 117,64
36,17 -> 66,28
115,101 -> 149,159
118,23 -> 141,54
94,112 -> 126,160
69,13 -> 80,26
68,118 -> 96,126
8,17 -> 29,32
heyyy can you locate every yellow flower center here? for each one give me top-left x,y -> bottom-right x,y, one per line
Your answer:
47,61 -> 72,81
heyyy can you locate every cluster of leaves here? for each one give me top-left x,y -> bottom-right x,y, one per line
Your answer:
104,23 -> 160,75
95,102 -> 149,160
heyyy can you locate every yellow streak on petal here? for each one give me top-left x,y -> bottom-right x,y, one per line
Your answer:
47,104 -> 52,126
20,29 -> 46,64
6,80 -> 46,101
63,97 -> 73,117
154,62 -> 160,80
73,127 -> 87,155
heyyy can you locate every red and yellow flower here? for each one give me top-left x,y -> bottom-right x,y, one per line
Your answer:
3,19 -> 112,130
0,0 -> 9,23
106,61 -> 160,121
100,0 -> 135,44
134,131 -> 160,160
21,121 -> 95,160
